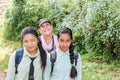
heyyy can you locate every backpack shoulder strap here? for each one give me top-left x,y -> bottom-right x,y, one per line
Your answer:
50,50 -> 57,76
15,48 -> 23,74
50,50 -> 57,63
74,51 -> 78,66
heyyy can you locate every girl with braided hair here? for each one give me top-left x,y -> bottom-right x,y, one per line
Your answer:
45,27 -> 82,80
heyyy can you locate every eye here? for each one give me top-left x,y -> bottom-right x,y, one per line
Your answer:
23,40 -> 28,43
46,23 -> 50,26
40,25 -> 44,28
31,39 -> 35,42
60,39 -> 64,42
66,39 -> 71,42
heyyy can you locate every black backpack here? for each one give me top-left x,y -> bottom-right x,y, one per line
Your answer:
50,50 -> 57,76
15,48 -> 23,74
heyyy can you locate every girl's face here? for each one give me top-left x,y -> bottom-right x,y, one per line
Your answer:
38,22 -> 53,36
58,33 -> 72,52
22,33 -> 39,54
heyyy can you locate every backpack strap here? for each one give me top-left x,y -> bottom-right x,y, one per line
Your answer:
74,51 -> 78,66
50,50 -> 57,76
15,48 -> 23,74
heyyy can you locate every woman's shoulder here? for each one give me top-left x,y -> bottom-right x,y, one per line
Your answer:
53,35 -> 57,39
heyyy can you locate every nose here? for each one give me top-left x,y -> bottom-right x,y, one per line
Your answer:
62,42 -> 67,46
28,41 -> 32,46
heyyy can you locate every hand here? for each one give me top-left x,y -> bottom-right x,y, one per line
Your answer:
1,70 -> 7,78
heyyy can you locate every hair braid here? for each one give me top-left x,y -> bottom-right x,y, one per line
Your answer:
69,43 -> 77,78
69,44 -> 74,64
38,39 -> 47,70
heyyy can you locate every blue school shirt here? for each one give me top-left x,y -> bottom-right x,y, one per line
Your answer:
44,47 -> 82,80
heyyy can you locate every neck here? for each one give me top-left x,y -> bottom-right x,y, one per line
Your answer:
29,48 -> 38,57
43,34 -> 53,45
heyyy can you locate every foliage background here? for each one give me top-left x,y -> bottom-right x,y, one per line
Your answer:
3,0 -> 120,62
1,0 -> 120,80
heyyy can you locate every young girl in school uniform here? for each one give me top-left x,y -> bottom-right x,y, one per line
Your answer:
45,27 -> 82,80
6,27 -> 46,80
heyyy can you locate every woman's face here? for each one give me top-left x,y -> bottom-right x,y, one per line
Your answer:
38,22 -> 53,36
58,33 -> 72,52
22,33 -> 39,54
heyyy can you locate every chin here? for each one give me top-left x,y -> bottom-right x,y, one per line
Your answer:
62,49 -> 68,52
28,48 -> 36,51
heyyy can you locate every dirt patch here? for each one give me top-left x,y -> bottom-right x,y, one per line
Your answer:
0,0 -> 12,54
0,46 -> 12,55
112,71 -> 120,80
92,58 -> 103,64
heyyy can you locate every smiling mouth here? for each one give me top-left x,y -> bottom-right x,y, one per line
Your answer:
28,47 -> 34,49
63,47 -> 68,49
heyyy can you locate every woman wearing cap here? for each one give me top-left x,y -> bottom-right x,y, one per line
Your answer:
37,18 -> 58,53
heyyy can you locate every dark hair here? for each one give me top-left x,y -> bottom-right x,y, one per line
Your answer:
21,26 -> 47,69
57,27 -> 77,78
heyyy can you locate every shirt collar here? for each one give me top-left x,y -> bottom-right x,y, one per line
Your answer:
56,47 -> 69,56
23,47 -> 40,57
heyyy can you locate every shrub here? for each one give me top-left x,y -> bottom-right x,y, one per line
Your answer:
4,0 -> 49,41
61,0 -> 120,61
84,0 -> 120,61
3,0 -> 120,61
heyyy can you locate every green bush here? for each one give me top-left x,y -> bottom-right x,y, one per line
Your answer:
4,0 -> 80,40
61,0 -> 120,61
3,0 -> 120,61
84,0 -> 120,61
4,0 -> 49,41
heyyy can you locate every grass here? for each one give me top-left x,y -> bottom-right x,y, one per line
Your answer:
0,52 -> 10,72
82,54 -> 120,80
